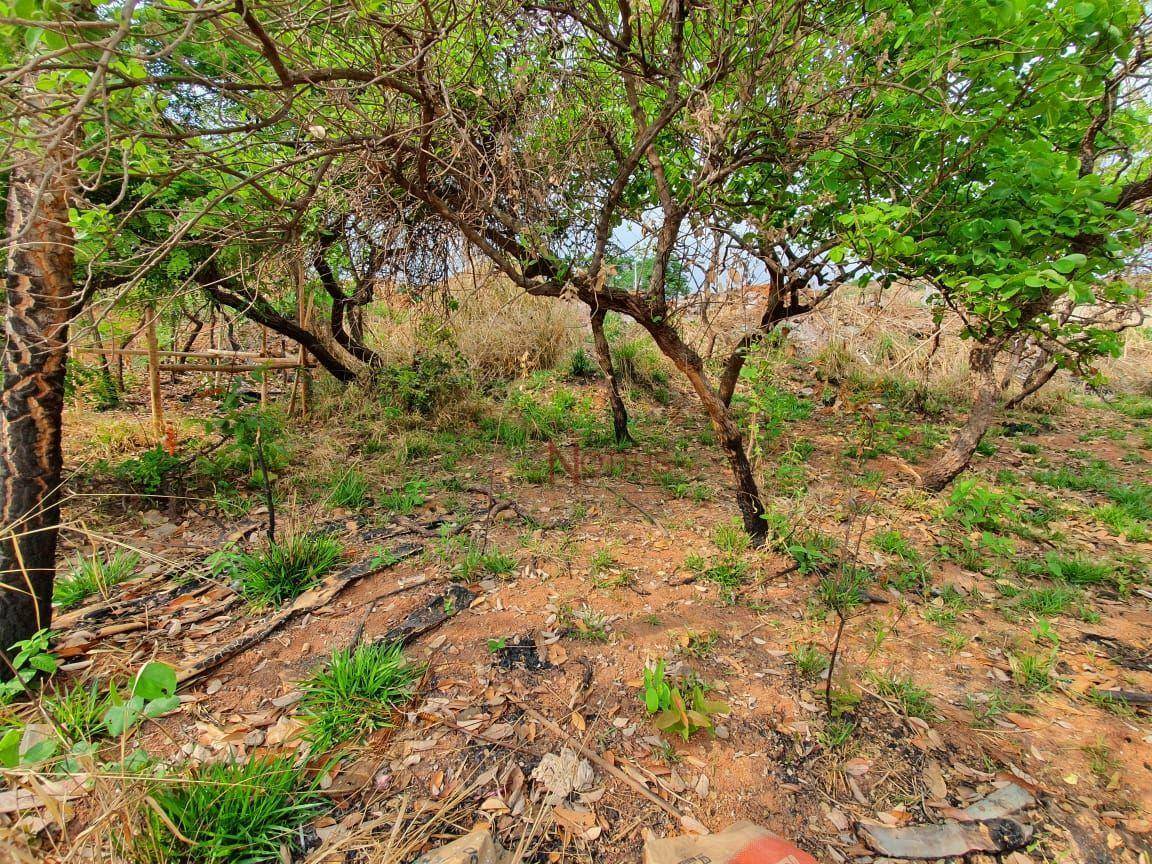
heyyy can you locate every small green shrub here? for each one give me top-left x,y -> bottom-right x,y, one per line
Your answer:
299,642 -> 421,751
566,346 -> 599,379
640,660 -> 729,741
211,534 -> 343,606
944,479 -> 1020,532
54,549 -> 140,609
136,756 -> 324,864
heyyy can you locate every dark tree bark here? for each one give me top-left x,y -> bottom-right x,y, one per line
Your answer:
589,308 -> 631,444
312,238 -> 383,367
921,344 -> 1001,492
645,322 -> 768,541
197,264 -> 359,383
0,138 -> 75,659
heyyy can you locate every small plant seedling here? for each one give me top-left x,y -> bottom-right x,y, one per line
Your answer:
0,629 -> 59,704
104,660 -> 182,736
487,637 -> 508,653
299,642 -> 422,751
641,660 -> 729,741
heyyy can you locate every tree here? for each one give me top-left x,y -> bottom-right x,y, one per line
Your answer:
835,0 -> 1151,489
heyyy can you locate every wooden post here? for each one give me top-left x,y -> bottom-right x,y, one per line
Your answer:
260,329 -> 269,408
144,304 -> 164,440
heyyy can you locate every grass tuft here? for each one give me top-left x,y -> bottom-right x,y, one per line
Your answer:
54,550 -> 140,609
212,533 -> 343,606
299,641 -> 422,751
136,755 -> 323,864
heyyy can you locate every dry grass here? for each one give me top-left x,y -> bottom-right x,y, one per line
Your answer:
365,272 -> 584,381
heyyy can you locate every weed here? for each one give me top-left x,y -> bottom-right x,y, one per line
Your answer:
566,346 -> 599,380
1017,442 -> 1041,455
870,529 -> 919,562
1019,552 -> 1115,587
558,604 -> 611,642
1030,618 -> 1060,646
785,530 -> 838,575
966,689 -> 1026,727
379,479 -> 429,513
54,550 -> 140,609
1008,649 -> 1056,691
137,755 -> 324,864
923,585 -> 969,625
640,660 -> 729,741
1083,740 -> 1120,782
211,534 -> 343,606
1015,586 -> 1081,618
870,672 -> 933,719
819,718 -> 856,748
0,630 -> 58,704
43,680 -> 114,744
944,479 -> 1020,532
1086,688 -> 1139,720
816,567 -> 871,615
327,468 -> 371,509
299,642 -> 421,751
940,629 -> 970,653
685,555 -> 749,589
790,643 -> 829,678
712,519 -> 751,557
678,630 -> 720,659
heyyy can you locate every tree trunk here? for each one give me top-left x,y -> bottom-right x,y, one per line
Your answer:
645,323 -> 768,541
0,136 -> 75,659
589,309 -> 631,445
198,269 -> 359,383
921,344 -> 1001,492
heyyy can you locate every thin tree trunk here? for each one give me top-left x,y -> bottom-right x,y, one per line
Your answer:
589,309 -> 631,445
0,130 -> 75,658
645,323 -> 768,541
145,304 -> 164,440
921,345 -> 1001,492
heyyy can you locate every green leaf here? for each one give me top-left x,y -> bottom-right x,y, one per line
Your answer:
132,661 -> 176,701
1053,253 -> 1087,274
0,728 -> 21,768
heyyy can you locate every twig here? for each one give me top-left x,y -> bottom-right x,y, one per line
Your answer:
511,699 -> 685,821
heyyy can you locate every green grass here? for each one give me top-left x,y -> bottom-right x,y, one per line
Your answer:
1008,650 -> 1056,691
685,554 -> 749,588
790,643 -> 829,678
137,756 -> 324,864
43,680 -> 114,744
1015,585 -> 1083,617
379,479 -> 429,513
712,520 -> 751,557
299,642 -> 422,751
212,533 -> 343,606
327,468 -> 371,508
1108,394 -> 1152,419
1018,552 -> 1116,587
870,529 -> 919,562
53,550 -> 140,609
870,672 -> 933,719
